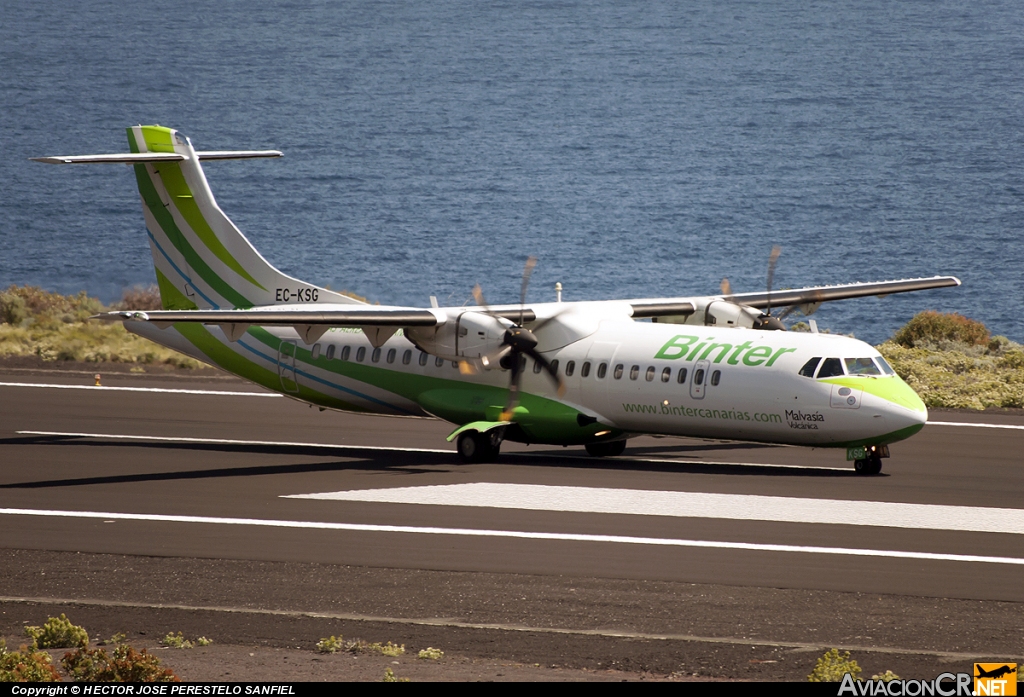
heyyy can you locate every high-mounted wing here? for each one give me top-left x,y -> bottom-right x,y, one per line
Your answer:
625,275 -> 960,323
721,276 -> 961,310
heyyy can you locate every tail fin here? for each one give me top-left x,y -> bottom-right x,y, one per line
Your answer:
126,125 -> 359,310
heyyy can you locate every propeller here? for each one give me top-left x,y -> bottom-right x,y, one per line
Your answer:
753,245 -> 787,330
470,257 -> 565,421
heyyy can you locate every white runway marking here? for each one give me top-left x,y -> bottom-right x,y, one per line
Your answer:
16,431 -> 453,454
286,483 -> 1024,536
927,420 -> 1024,431
0,507 -> 1021,566
0,381 -> 279,397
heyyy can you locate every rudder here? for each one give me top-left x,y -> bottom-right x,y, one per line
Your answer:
127,125 -> 358,310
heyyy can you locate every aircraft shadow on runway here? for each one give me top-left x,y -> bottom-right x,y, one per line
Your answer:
0,434 -> 854,489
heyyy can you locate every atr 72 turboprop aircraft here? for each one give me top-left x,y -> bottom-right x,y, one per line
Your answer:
33,126 -> 961,474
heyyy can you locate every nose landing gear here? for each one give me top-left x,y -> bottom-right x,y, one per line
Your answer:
853,454 -> 883,475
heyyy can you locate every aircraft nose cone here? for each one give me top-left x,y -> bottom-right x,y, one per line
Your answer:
879,377 -> 928,440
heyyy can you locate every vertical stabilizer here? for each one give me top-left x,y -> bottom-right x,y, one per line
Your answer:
127,125 -> 359,310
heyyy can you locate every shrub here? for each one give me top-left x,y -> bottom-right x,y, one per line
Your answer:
196,637 -> 213,647
808,648 -> 862,682
873,670 -> 900,681
316,636 -> 344,654
160,632 -> 193,649
25,613 -> 89,649
0,292 -> 28,326
116,285 -> 163,311
418,647 -> 444,660
892,311 -> 990,348
0,642 -> 62,682
382,667 -> 409,682
62,645 -> 179,682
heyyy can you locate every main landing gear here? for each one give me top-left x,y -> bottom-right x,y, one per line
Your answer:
456,430 -> 503,464
584,440 -> 627,457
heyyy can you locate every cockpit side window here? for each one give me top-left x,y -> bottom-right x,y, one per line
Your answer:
875,356 -> 896,375
799,357 -> 821,378
816,357 -> 844,378
845,357 -> 882,376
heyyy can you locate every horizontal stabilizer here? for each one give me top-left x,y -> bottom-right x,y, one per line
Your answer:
30,151 -> 282,165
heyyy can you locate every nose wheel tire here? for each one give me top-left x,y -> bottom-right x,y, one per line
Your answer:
456,430 -> 502,463
854,455 -> 883,476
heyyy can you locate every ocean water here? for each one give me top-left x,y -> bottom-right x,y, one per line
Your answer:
2,0 -> 1022,345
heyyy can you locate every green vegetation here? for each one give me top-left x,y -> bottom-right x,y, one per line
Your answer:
160,632 -> 194,649
382,667 -> 410,682
2,615 -> 181,683
808,648 -> 862,682
62,645 -> 179,682
24,613 -> 89,650
316,636 -> 345,654
0,285 -> 200,367
417,647 -> 444,660
315,635 -> 407,657
878,312 -> 1024,409
0,639 -> 62,682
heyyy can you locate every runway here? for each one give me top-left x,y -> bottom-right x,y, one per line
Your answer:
1,372 -> 1022,679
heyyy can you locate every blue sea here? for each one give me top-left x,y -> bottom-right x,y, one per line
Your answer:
2,0 -> 1022,345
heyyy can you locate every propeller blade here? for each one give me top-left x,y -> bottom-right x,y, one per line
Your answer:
765,245 -> 781,315
720,277 -> 732,297
500,353 -> 525,421
472,284 -> 491,313
526,348 -> 566,397
479,344 -> 513,369
527,305 -> 571,333
519,256 -> 537,325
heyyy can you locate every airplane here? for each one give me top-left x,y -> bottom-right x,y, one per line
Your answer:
32,125 -> 962,475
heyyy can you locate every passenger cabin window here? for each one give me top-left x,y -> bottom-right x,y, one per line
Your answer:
356,347 -> 366,362
676,367 -> 688,384
597,363 -> 607,379
533,359 -> 543,374
645,366 -> 655,382
326,344 -> 336,360
581,361 -> 591,378
694,368 -> 705,385
711,370 -> 721,386
816,357 -> 844,378
419,351 -> 428,366
613,364 -> 624,379
565,360 -> 576,377
845,357 -> 881,376
550,360 -> 559,375
629,365 -> 640,380
661,367 -> 671,383
435,356 -> 444,367
402,350 -> 412,365
387,348 -> 396,364
799,357 -> 821,378
341,346 -> 351,361
311,343 -> 321,360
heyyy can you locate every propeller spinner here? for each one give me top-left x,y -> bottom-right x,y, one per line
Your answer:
471,257 -> 566,421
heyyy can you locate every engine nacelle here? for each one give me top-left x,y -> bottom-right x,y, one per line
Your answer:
405,311 -> 512,364
654,300 -> 763,329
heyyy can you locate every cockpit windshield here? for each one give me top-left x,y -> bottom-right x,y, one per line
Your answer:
844,357 -> 882,376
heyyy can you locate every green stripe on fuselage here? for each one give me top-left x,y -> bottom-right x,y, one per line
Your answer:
821,376 -> 926,414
